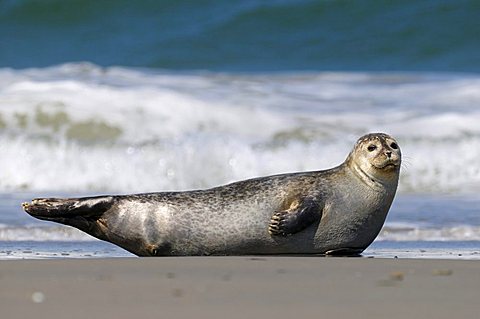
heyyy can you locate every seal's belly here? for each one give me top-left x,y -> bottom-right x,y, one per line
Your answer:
165,201 -> 279,255
163,196 -> 388,255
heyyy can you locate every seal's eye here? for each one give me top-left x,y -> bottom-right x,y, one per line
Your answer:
390,142 -> 398,149
367,145 -> 377,152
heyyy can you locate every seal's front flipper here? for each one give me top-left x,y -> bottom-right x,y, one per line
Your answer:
268,198 -> 321,236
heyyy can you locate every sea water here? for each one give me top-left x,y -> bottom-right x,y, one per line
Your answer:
1,1 -> 479,259
1,0 -> 479,73
0,65 -> 479,259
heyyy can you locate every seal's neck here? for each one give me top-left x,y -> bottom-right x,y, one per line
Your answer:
349,162 -> 382,190
347,160 -> 398,192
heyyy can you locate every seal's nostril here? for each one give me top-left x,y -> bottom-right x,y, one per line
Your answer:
386,151 -> 392,158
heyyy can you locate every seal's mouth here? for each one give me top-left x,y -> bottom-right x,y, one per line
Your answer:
374,161 -> 400,170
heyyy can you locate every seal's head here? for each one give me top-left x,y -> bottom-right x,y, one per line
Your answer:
347,133 -> 401,186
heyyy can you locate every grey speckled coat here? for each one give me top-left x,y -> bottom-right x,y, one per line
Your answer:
23,133 -> 401,256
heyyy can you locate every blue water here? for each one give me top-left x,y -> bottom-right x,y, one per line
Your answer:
1,0 -> 479,259
1,0 -> 480,72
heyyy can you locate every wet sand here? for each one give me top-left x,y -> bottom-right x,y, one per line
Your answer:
1,257 -> 478,318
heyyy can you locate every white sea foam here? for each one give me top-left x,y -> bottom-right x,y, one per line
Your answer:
1,223 -> 478,242
1,63 -> 480,194
0,224 -> 94,241
379,223 -> 480,241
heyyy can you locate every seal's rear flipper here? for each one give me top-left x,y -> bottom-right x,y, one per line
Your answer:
22,196 -> 115,223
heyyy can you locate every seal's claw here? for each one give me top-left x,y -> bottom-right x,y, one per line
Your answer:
268,211 -> 291,236
268,227 -> 285,236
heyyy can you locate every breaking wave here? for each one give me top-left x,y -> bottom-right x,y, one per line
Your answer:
1,63 -> 480,194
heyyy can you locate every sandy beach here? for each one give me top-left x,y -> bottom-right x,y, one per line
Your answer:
1,257 -> 478,319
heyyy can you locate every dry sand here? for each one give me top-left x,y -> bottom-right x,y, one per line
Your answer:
0,257 -> 478,319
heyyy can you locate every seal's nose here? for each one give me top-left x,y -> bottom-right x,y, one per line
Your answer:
386,151 -> 392,158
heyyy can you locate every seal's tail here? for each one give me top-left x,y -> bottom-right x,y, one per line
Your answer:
22,196 -> 115,221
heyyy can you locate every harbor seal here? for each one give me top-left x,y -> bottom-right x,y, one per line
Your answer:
22,133 -> 401,256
